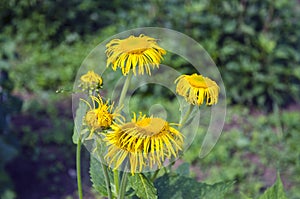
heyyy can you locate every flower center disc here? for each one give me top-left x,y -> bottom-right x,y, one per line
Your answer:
187,75 -> 209,88
136,118 -> 167,136
120,37 -> 149,54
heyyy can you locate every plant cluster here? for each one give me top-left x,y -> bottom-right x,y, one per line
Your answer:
73,33 -> 289,199
73,34 -> 224,198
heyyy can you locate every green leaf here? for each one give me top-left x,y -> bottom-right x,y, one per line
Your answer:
128,173 -> 157,199
240,24 -> 255,36
72,100 -> 87,144
224,20 -> 237,33
200,181 -> 235,199
258,173 -> 287,199
258,34 -> 276,53
154,174 -> 233,199
89,157 -> 111,197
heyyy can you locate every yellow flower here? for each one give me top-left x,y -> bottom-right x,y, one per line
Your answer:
104,113 -> 183,174
82,95 -> 122,139
106,34 -> 166,76
79,70 -> 103,91
175,73 -> 219,106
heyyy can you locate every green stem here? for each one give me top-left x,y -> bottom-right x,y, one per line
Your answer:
95,138 -> 113,199
76,138 -> 83,199
100,160 -> 113,199
114,170 -> 120,196
179,104 -> 194,130
168,104 -> 194,171
118,71 -> 133,107
163,166 -> 168,174
118,171 -> 129,199
151,169 -> 160,182
114,71 -> 133,197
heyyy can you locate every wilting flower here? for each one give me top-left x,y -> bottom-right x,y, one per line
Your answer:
82,95 -> 122,139
106,34 -> 166,76
175,73 -> 219,106
79,70 -> 103,91
104,113 -> 183,174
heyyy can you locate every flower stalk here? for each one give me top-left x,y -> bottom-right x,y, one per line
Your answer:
76,137 -> 83,199
118,71 -> 133,108
113,71 -> 133,197
179,104 -> 194,130
114,169 -> 120,196
118,171 -> 128,199
100,156 -> 113,199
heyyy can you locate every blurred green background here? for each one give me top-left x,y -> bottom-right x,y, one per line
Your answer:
1,0 -> 300,198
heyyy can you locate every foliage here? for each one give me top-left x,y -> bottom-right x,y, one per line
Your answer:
129,174 -> 157,199
91,153 -> 289,199
0,0 -> 129,45
90,156 -> 233,199
90,157 -> 112,197
154,174 -> 233,199
0,0 -> 124,93
183,106 -> 300,198
1,0 -> 299,110
258,173 -> 287,199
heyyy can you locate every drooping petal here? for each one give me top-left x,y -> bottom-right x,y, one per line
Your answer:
175,73 -> 219,106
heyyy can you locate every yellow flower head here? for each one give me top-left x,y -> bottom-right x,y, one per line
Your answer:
83,96 -> 122,139
79,70 -> 103,91
175,73 -> 219,106
106,34 -> 166,76
104,113 -> 183,174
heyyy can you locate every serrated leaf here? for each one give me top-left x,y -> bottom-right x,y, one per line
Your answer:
128,173 -> 157,199
72,100 -> 87,144
202,181 -> 234,199
154,174 -> 233,199
90,157 -> 111,197
258,173 -> 287,199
